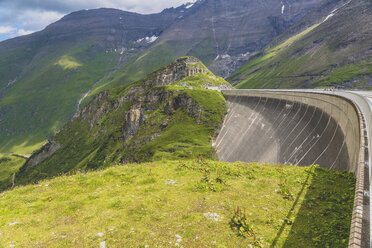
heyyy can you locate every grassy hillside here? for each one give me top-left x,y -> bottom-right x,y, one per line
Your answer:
229,0 -> 372,89
0,154 -> 26,191
0,160 -> 355,247
0,7 -> 184,155
82,40 -> 192,103
0,0 -> 331,155
14,57 -> 230,186
0,41 -> 119,155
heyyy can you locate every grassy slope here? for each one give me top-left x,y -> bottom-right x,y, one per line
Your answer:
229,0 -> 372,89
0,154 -> 26,191
0,160 -> 354,247
15,63 -> 229,186
82,38 -> 217,108
82,40 -> 193,105
0,37 -> 215,156
0,41 -> 119,155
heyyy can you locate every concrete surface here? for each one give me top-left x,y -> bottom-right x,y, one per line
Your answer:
215,89 -> 371,247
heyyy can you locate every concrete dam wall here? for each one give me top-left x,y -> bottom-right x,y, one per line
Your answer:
215,90 -> 360,172
215,90 -> 370,247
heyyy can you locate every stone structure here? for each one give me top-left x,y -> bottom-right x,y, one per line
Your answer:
215,89 -> 371,247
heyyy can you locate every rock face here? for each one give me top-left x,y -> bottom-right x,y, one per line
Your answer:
158,0 -> 326,77
143,57 -> 209,87
125,108 -> 146,137
24,141 -> 61,168
16,57 -> 229,185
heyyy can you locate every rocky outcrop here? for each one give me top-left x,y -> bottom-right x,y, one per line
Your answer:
25,141 -> 61,168
143,57 -> 209,87
16,57 -> 229,185
164,93 -> 202,120
124,107 -> 147,138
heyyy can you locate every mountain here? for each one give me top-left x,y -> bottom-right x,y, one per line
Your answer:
0,0 -> 326,155
114,0 -> 327,79
229,0 -> 372,89
14,57 -> 230,186
0,8 -> 184,155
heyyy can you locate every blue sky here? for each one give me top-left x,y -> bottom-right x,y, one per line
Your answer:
0,0 -> 192,41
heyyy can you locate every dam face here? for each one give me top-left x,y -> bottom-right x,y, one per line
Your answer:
215,91 -> 360,172
215,90 -> 371,247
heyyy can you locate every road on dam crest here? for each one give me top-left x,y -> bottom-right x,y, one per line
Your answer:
215,89 -> 372,248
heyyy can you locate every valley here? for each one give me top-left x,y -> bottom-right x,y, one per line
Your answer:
0,0 -> 371,246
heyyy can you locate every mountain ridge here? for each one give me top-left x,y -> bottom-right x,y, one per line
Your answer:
229,0 -> 372,89
0,0 -> 358,155
14,57 -> 230,186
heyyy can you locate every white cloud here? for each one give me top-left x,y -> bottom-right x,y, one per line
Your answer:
0,0 -> 192,41
0,0 -> 191,15
0,26 -> 16,34
18,10 -> 64,31
17,29 -> 34,36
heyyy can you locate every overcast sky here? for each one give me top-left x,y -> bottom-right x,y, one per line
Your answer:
0,0 -> 192,41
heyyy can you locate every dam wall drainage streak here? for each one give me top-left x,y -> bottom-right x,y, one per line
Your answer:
216,90 -> 370,247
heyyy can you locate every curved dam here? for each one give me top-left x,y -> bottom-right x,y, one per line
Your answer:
215,90 -> 371,247
215,90 -> 359,171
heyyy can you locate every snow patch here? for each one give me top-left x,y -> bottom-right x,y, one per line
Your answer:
323,13 -> 335,22
136,35 -> 158,44
146,36 -> 158,43
119,48 -> 126,55
281,3 -> 285,14
241,52 -> 251,57
185,1 -> 197,9
322,0 -> 352,23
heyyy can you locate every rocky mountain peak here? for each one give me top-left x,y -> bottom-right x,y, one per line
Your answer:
142,56 -> 209,87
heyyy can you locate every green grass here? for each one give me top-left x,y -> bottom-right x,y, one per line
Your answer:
267,24 -> 320,55
172,73 -> 230,89
232,24 -> 322,89
0,154 -> 26,191
0,160 -> 355,247
316,61 -> 372,87
86,40 -> 193,98
229,24 -> 320,88
55,55 -> 83,70
230,0 -> 372,89
186,38 -> 216,66
0,41 -> 120,155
